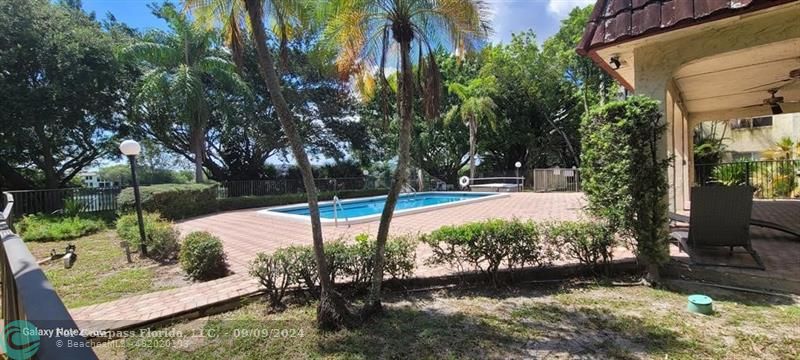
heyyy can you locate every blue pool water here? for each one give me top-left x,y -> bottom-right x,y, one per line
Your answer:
272,192 -> 492,219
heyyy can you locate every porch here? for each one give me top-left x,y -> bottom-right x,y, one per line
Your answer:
667,200 -> 800,293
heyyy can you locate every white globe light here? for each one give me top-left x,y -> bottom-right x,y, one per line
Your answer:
362,169 -> 369,176
514,161 -> 522,169
119,140 -> 141,156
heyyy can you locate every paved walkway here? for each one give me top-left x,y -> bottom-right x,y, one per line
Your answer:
70,193 -> 592,332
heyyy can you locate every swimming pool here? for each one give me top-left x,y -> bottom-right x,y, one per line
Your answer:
258,192 -> 508,225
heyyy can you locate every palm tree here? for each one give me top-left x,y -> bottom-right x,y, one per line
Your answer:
122,4 -> 248,183
762,137 -> 796,160
445,75 -> 497,179
184,0 -> 355,330
325,0 -> 491,315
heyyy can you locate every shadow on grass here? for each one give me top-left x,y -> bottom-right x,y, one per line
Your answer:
314,297 -> 689,359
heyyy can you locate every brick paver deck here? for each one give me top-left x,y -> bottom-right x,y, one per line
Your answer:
71,193 -> 594,332
69,193 -> 799,333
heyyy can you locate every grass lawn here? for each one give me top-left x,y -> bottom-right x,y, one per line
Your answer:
27,230 -> 189,308
95,282 -> 799,359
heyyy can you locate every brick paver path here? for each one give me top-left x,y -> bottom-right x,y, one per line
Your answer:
70,192 -> 594,332
68,193 -> 800,333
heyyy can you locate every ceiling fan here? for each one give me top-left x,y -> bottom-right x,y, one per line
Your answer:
743,89 -> 799,115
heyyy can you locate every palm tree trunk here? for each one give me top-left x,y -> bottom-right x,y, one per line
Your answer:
244,0 -> 353,330
191,125 -> 205,183
364,39 -> 414,315
469,118 -> 476,179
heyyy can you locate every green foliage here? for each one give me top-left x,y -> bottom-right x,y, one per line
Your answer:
581,96 -> 670,266
62,198 -> 86,217
249,251 -> 294,310
249,235 -> 418,309
546,221 -> 616,272
711,162 -> 749,186
217,189 -> 388,212
17,214 -> 105,242
0,0 -> 133,189
180,231 -> 229,281
115,212 -> 180,262
117,183 -> 218,220
422,219 -> 550,285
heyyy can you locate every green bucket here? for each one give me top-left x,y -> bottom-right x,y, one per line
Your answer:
687,294 -> 713,315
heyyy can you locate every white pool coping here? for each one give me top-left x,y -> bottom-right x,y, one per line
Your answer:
256,191 -> 509,226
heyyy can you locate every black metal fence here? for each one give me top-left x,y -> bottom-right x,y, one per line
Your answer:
695,160 -> 800,199
2,187 -> 122,218
218,177 -> 370,198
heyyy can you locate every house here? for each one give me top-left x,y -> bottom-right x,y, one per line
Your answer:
701,113 -> 800,162
78,171 -> 119,188
578,0 -> 800,211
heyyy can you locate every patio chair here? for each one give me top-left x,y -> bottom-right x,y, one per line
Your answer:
670,186 -> 765,270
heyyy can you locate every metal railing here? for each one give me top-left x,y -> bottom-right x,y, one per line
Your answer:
2,187 -> 121,219
1,192 -> 97,359
695,160 -> 800,199
530,168 -> 581,192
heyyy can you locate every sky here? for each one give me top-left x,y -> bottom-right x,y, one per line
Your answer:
80,0 -> 596,44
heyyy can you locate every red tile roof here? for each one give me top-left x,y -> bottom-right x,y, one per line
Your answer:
576,0 -> 795,55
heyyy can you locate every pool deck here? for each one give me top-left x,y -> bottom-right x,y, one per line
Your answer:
68,193 -> 800,334
70,192 -> 597,333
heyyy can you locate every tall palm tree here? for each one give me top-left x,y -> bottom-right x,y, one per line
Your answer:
445,75 -> 497,179
325,0 -> 491,315
184,0 -> 355,330
122,4 -> 248,183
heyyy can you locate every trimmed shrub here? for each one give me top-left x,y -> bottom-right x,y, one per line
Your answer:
546,221 -> 616,273
217,189 -> 388,212
248,235 -> 418,308
17,214 -> 105,242
382,234 -> 417,280
118,183 -> 218,220
423,219 -> 549,285
116,212 -> 180,262
180,231 -> 229,281
581,96 -> 670,269
249,251 -> 294,310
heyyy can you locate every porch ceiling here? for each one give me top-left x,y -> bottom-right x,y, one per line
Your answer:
674,38 -> 800,115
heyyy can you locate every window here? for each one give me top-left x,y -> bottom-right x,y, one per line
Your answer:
730,116 -> 772,130
752,116 -> 772,128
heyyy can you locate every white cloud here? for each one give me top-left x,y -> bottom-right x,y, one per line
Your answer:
547,0 -> 595,18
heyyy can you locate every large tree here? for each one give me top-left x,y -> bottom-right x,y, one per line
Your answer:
185,0 -> 356,329
326,0 -> 491,315
0,0 -> 129,189
122,3 -> 249,183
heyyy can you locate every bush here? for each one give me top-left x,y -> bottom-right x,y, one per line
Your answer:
179,231 -> 229,281
17,214 -> 105,242
423,219 -> 549,285
546,221 -> 616,273
118,183 -> 218,220
217,189 -> 388,212
116,212 -> 180,262
711,162 -> 749,186
581,96 -> 670,268
249,251 -> 295,310
248,235 -> 418,308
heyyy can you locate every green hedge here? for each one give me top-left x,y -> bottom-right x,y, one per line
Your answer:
116,212 -> 180,262
217,189 -> 388,211
180,231 -> 229,281
118,183 -> 218,220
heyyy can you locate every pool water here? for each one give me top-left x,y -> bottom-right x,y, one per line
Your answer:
271,192 -> 493,219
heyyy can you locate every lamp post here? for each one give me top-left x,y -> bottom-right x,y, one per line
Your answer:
119,140 -> 147,257
362,169 -> 370,189
515,161 -> 522,191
